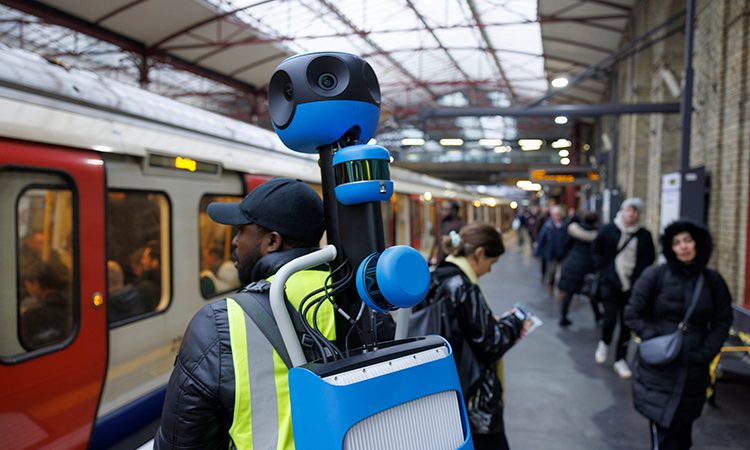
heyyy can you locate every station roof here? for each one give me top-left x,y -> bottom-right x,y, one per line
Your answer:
0,0 -> 651,185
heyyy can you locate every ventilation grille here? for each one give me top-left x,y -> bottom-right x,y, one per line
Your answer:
343,390 -> 464,450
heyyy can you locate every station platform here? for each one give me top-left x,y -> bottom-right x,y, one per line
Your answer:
484,237 -> 749,450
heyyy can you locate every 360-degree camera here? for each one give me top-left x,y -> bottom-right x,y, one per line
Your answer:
268,52 -> 381,153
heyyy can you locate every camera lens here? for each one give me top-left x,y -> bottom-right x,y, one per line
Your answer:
317,73 -> 337,90
283,82 -> 294,101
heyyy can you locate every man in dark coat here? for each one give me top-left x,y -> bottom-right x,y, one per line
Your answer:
591,198 -> 655,378
534,205 -> 566,295
625,220 -> 732,449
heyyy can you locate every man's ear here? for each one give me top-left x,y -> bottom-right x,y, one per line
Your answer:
264,231 -> 284,253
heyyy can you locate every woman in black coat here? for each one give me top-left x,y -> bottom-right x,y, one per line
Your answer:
421,222 -> 528,450
557,211 -> 599,326
624,221 -> 733,450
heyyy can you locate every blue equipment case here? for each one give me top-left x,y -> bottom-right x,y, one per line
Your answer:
289,336 -> 473,450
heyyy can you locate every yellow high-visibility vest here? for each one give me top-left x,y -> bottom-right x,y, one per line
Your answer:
226,269 -> 336,450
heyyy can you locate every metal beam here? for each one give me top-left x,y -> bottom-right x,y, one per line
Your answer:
421,102 -> 680,119
1,0 -> 263,95
316,0 -> 440,101
466,0 -> 515,99
531,10 -> 685,107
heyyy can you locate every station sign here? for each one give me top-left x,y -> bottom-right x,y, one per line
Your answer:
529,166 -> 600,185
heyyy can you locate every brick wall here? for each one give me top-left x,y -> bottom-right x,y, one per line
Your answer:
609,0 -> 750,305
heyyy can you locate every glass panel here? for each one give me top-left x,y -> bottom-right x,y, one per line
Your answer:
199,195 -> 242,298
14,182 -> 75,352
106,191 -> 170,324
334,159 -> 390,185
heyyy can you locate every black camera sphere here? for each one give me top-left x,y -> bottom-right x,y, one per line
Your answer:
268,52 -> 381,153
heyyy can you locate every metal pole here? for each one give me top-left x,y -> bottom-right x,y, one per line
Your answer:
421,102 -> 680,119
608,72 -> 619,189
679,0 -> 695,172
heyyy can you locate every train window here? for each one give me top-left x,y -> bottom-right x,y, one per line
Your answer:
199,195 -> 242,298
106,190 -> 171,324
0,170 -> 76,358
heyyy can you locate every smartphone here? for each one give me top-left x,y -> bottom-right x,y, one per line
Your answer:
525,315 -> 543,335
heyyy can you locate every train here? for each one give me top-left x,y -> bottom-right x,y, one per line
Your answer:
0,44 -> 512,449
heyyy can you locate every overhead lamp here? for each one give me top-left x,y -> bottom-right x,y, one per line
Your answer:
401,138 -> 425,146
560,157 -> 571,165
423,191 -> 433,201
510,201 -> 518,209
439,138 -> 464,146
368,138 -> 377,145
519,139 -> 543,151
554,116 -> 568,125
524,183 -> 543,191
473,200 -> 482,208
583,143 -> 591,151
494,145 -> 512,153
479,138 -> 503,147
516,180 -> 532,189
92,145 -> 114,152
558,149 -> 569,157
551,139 -> 572,149
487,198 -> 497,207
551,77 -> 568,88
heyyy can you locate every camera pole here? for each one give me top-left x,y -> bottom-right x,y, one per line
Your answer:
317,142 -> 379,348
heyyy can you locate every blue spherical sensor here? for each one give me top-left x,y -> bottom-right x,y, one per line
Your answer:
356,246 -> 430,313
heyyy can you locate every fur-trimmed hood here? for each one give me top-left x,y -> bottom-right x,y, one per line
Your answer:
661,220 -> 713,269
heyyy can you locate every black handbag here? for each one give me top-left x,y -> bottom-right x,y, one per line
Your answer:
639,273 -> 704,366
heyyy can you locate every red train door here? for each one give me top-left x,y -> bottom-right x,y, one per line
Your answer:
0,140 -> 107,449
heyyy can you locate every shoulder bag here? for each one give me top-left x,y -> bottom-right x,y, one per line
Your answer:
638,272 -> 704,366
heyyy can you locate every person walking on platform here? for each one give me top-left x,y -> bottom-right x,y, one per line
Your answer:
557,211 -> 600,326
430,200 -> 464,266
591,198 -> 655,378
624,220 -> 732,450
534,205 -> 566,296
154,178 -> 335,450
425,222 -> 530,450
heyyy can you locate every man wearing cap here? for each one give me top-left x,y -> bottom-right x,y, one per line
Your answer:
592,198 -> 655,378
155,178 -> 335,450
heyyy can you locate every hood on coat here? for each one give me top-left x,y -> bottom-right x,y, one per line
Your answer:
661,220 -> 712,269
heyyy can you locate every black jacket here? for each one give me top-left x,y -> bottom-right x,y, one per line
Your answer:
592,221 -> 655,291
419,262 -> 524,435
624,221 -> 733,428
557,221 -> 598,294
155,248 -> 324,449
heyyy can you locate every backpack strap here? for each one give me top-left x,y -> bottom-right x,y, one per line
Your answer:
231,281 -> 293,369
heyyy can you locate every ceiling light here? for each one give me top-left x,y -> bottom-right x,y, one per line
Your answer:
423,191 -> 433,201
487,198 -> 497,207
510,201 -> 518,209
440,138 -> 464,146
92,145 -> 113,152
523,183 -> 543,191
551,139 -> 572,149
518,139 -> 543,151
473,200 -> 482,208
516,180 -> 532,188
554,116 -> 568,125
368,138 -> 377,145
401,138 -> 425,146
479,139 -> 503,147
551,77 -> 568,88
494,145 -> 512,153
558,149 -> 569,157
583,143 -> 591,151
560,157 -> 571,165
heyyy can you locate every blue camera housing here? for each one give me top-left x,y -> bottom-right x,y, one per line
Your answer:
268,52 -> 381,153
356,246 -> 430,313
274,100 -> 380,154
333,144 -> 393,205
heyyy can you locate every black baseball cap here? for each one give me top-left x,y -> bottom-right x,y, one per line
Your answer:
207,178 -> 325,244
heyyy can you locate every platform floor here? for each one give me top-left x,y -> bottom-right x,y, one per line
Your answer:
482,237 -> 749,450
